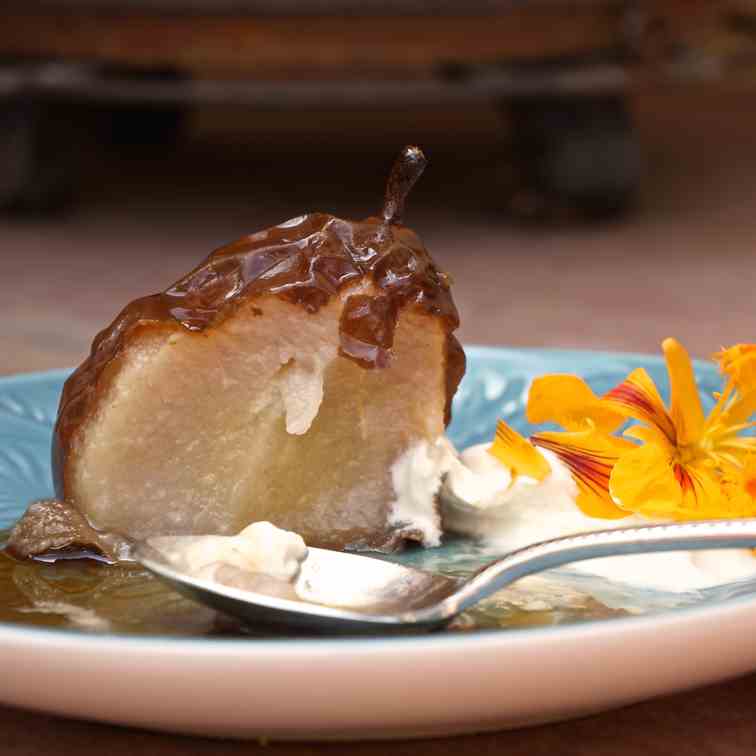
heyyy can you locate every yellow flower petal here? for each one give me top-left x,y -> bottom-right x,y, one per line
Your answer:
744,455 -> 756,498
673,458 -> 726,518
623,423 -> 672,447
526,374 -> 625,433
609,441 -> 730,520
662,338 -> 705,446
609,442 -> 682,517
721,389 -> 756,427
715,344 -> 756,393
721,456 -> 756,516
704,381 -> 736,432
603,368 -> 677,443
532,430 -> 632,519
715,493 -> 756,518
489,420 -> 550,481
707,444 -> 755,475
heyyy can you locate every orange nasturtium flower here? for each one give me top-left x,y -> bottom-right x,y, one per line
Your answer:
605,338 -> 756,519
488,338 -> 756,523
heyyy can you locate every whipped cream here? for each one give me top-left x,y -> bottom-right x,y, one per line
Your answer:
152,521 -> 308,585
441,443 -> 756,593
388,437 -> 461,547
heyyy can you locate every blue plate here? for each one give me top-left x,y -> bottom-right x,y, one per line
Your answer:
0,346 -> 719,529
0,346 -> 752,627
3,347 -> 756,738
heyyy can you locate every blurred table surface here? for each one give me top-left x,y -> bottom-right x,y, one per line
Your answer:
3,87 -> 756,753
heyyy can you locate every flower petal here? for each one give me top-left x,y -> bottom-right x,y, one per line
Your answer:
608,442 -> 683,517
662,338 -> 705,446
532,430 -> 631,519
715,344 -> 756,393
603,368 -> 677,443
703,381 -> 735,433
489,420 -> 550,481
526,374 -> 625,433
742,456 -> 756,499
721,389 -> 756,427
716,456 -> 756,517
623,423 -> 672,447
673,459 -> 725,517
717,491 -> 756,518
677,461 -> 756,519
610,443 -> 730,520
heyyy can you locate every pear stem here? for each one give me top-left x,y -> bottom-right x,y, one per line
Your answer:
382,145 -> 427,225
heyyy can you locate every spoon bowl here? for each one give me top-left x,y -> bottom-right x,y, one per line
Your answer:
137,542 -> 462,634
137,519 -> 756,634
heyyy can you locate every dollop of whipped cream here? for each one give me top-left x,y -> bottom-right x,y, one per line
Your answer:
394,439 -> 756,593
389,438 -> 460,547
152,521 -> 308,585
443,444 -> 580,539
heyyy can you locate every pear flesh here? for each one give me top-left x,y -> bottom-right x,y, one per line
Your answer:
66,289 -> 449,550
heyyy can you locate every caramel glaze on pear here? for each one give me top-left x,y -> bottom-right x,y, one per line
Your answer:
53,147 -> 466,510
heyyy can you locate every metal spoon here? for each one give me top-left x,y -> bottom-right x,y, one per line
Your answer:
136,519 -> 756,634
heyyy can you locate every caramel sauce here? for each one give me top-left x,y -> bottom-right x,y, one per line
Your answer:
0,546 -> 226,636
0,541 -> 625,637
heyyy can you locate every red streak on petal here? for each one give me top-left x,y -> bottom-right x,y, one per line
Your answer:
674,463 -> 693,492
605,381 -> 676,442
532,436 -> 614,497
746,478 -> 756,500
605,383 -> 657,417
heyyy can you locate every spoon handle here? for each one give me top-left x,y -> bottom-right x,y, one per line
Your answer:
441,519 -> 756,616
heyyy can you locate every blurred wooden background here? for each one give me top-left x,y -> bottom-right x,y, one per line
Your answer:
2,84 -> 756,375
